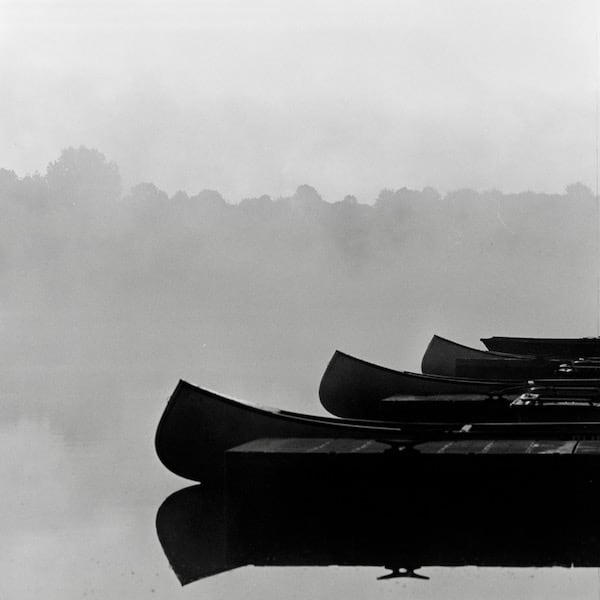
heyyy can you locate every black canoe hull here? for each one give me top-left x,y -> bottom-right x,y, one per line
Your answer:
421,335 -> 573,378
319,350 -> 519,418
421,335 -> 526,377
319,350 -> 600,420
155,381 -> 447,482
156,381 -> 600,482
482,336 -> 600,358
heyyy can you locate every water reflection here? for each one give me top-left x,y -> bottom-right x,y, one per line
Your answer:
157,475 -> 600,586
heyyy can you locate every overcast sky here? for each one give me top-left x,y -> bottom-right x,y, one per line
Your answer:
1,0 -> 598,201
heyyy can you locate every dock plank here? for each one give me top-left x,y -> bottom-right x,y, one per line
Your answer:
228,438 -> 580,456
228,438 -> 392,454
574,440 -> 600,454
524,440 -> 577,454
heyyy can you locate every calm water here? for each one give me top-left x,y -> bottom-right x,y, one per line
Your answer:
5,364 -> 600,600
4,146 -> 600,598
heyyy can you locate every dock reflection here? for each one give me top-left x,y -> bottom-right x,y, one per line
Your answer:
156,475 -> 600,586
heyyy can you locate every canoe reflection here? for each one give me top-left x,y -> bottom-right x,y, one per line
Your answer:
156,475 -> 600,586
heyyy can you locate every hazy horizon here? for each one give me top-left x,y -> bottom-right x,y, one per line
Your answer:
3,145 -> 597,204
3,144 -> 599,416
2,0 -> 599,202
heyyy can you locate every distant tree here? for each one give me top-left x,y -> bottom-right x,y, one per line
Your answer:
376,187 -> 441,210
13,173 -> 50,209
290,184 -> 323,207
375,187 -> 420,213
189,189 -> 227,210
565,182 -> 594,199
421,187 -> 442,202
239,194 -> 273,211
0,168 -> 50,207
125,182 -> 169,206
0,168 -> 19,195
275,185 -> 326,221
374,188 -> 397,210
46,147 -> 121,206
170,190 -> 190,203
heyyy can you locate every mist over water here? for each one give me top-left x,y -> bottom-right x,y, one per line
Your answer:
3,146 -> 600,598
2,147 -> 597,411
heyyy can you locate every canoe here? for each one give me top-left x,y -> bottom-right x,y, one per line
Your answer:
482,336 -> 600,358
155,380 -> 454,482
319,350 -> 600,420
156,381 -> 600,482
421,335 -> 526,377
319,350 -> 519,418
421,335 -> 568,378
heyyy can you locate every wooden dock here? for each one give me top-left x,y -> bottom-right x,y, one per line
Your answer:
157,438 -> 600,584
224,436 -> 600,559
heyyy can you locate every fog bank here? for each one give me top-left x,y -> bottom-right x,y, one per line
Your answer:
1,147 -> 597,430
